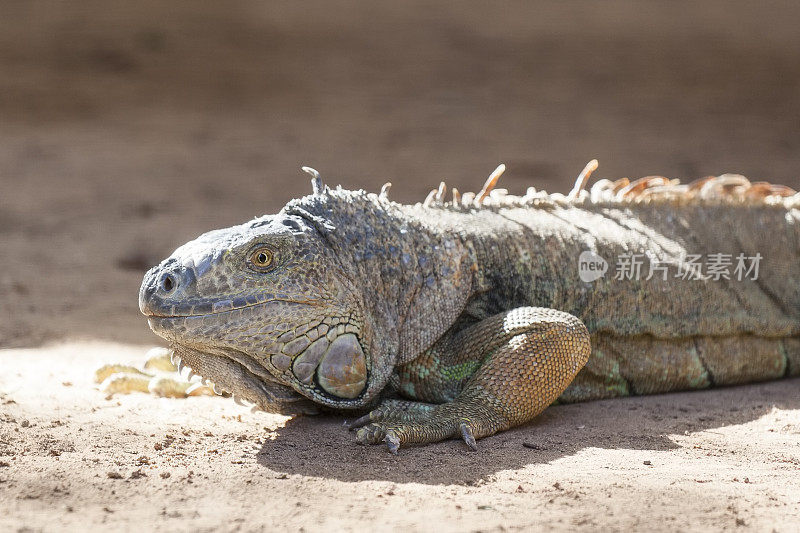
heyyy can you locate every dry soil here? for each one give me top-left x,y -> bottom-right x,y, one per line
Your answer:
1,2 -> 799,531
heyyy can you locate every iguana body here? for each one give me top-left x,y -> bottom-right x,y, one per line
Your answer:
138,165 -> 800,452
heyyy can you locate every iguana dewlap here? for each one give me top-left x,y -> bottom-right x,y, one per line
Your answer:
137,163 -> 800,453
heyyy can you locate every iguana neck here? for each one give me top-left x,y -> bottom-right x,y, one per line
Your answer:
285,189 -> 477,366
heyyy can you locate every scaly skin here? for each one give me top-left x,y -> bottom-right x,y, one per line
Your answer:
137,166 -> 800,453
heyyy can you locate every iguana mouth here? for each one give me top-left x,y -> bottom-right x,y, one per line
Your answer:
142,298 -> 317,319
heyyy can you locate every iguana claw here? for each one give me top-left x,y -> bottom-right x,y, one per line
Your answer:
385,432 -> 400,455
346,413 -> 373,430
459,421 -> 478,451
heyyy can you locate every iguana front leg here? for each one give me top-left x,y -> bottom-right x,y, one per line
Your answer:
350,307 -> 590,453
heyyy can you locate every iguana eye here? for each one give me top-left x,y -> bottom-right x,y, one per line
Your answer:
249,247 -> 274,269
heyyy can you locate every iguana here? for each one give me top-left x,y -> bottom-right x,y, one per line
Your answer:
133,161 -> 800,453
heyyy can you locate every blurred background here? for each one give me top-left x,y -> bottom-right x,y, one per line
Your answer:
1,0 -> 799,347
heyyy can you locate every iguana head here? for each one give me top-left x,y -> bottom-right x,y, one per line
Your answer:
139,210 -> 374,415
139,171 -> 476,415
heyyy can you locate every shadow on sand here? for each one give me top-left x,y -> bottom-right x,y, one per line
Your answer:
255,377 -> 800,484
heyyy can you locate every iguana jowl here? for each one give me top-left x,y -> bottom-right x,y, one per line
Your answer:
139,163 -> 800,453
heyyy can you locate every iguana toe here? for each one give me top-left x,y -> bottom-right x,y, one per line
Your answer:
351,414 -> 481,453
385,431 -> 401,455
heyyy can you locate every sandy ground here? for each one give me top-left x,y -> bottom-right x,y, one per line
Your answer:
2,1 -> 800,531
1,343 -> 799,532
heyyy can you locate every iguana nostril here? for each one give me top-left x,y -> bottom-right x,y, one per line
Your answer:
161,274 -> 176,293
